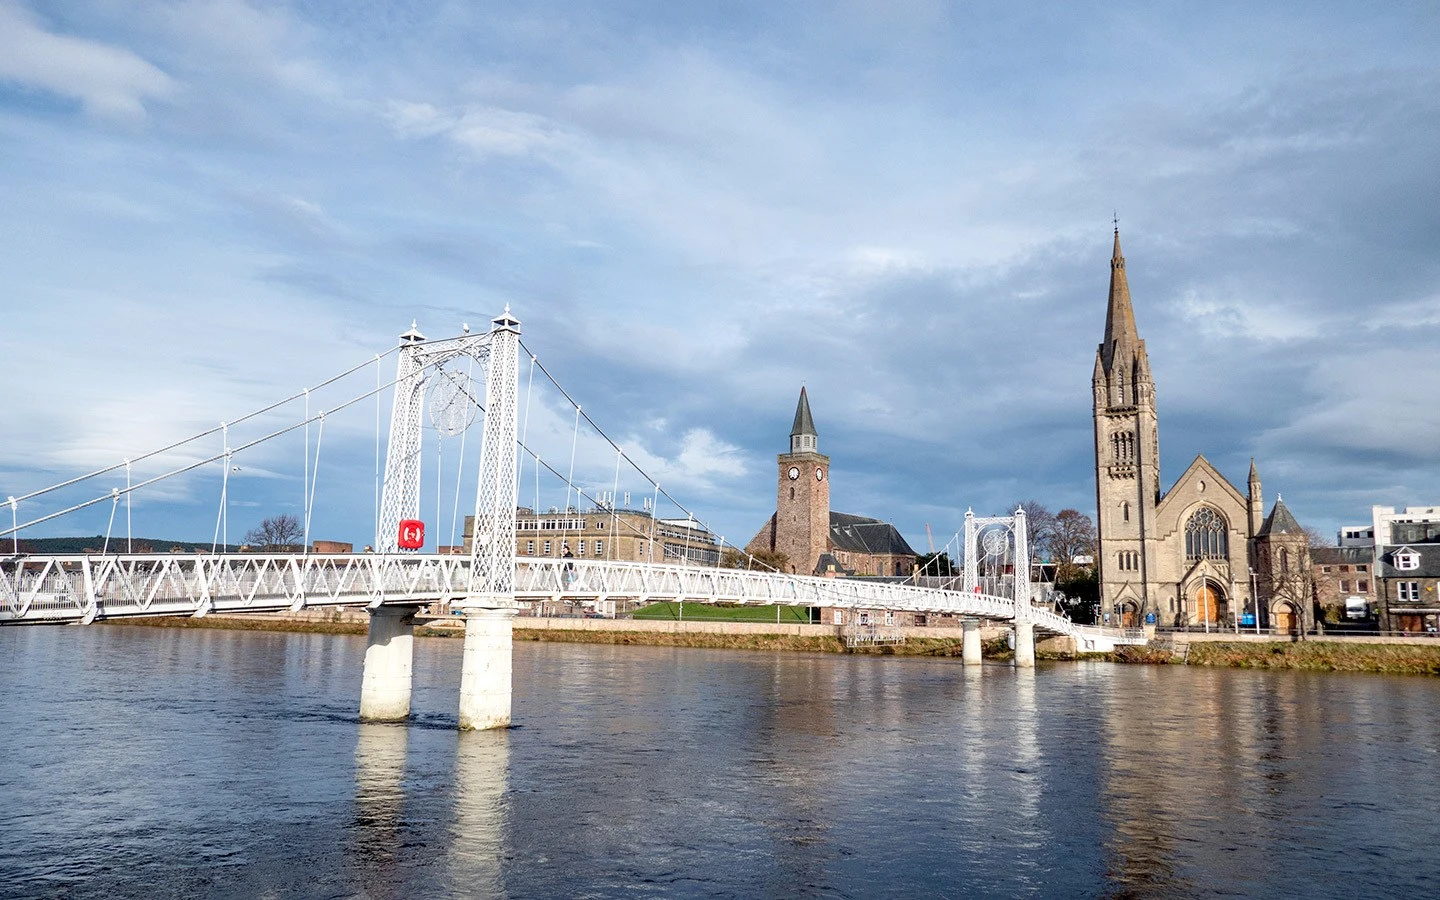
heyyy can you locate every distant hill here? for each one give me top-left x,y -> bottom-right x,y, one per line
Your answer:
8,536 -> 241,555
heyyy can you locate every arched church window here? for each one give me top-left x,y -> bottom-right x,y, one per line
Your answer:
1122,501 -> 1130,522
1280,548 -> 1289,572
1185,507 -> 1228,560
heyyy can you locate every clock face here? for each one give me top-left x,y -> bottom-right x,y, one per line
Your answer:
787,466 -> 800,480
815,467 -> 825,482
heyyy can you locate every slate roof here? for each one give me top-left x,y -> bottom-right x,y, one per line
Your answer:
829,511 -> 917,556
791,387 -> 817,438
1311,546 -> 1372,567
1380,544 -> 1440,579
1257,497 -> 1303,537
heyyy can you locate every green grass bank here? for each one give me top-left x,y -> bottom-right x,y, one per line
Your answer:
1117,640 -> 1440,675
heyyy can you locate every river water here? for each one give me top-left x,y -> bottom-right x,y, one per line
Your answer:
2,625 -> 1438,898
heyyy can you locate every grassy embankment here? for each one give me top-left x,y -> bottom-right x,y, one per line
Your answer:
1115,640 -> 1440,675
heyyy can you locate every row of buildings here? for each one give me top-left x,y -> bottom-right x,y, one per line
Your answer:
442,228 -> 1434,635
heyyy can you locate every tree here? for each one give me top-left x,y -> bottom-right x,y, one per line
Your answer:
243,514 -> 304,551
721,547 -> 789,572
1304,526 -> 1331,549
916,551 -> 956,576
1011,500 -> 1057,561
1050,509 -> 1098,582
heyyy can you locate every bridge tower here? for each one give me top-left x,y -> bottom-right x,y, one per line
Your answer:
359,309 -> 523,730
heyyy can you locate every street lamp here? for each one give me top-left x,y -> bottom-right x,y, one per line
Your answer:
1249,567 -> 1262,636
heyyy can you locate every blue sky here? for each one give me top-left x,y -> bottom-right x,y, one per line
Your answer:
1,0 -> 1437,554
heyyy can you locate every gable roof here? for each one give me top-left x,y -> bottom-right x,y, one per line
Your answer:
829,511 -> 916,556
1156,454 -> 1248,516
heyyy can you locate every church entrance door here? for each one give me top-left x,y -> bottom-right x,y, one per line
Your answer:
1119,602 -> 1139,628
1195,583 -> 1221,626
1275,603 -> 1298,634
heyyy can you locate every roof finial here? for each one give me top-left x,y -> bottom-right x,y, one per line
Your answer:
1113,210 -> 1119,234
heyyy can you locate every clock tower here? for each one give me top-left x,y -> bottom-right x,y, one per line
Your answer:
775,387 -> 830,574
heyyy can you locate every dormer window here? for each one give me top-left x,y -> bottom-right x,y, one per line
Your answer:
1395,550 -> 1420,571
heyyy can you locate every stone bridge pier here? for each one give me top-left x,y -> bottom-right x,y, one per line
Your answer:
358,602 -> 519,730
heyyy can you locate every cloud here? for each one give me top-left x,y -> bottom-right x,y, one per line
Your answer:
0,1 -> 175,122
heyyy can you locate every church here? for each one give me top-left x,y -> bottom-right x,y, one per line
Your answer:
746,388 -> 917,577
1093,229 -> 1310,632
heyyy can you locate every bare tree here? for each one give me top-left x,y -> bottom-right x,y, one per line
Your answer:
1050,509 -> 1098,582
243,514 -> 304,551
1304,526 -> 1332,549
1012,500 -> 1057,561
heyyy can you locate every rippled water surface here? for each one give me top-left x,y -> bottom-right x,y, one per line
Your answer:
3,625 -> 1439,898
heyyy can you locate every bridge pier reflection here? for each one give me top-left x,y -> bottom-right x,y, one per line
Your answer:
458,605 -> 519,730
359,604 -> 420,721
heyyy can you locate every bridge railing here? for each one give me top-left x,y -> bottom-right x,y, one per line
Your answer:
2,553 -> 1105,638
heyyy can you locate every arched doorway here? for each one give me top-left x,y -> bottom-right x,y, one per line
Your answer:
1118,601 -> 1139,628
1274,602 -> 1300,635
1194,581 -> 1225,627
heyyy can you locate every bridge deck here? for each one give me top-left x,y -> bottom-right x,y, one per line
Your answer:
0,553 -> 1135,647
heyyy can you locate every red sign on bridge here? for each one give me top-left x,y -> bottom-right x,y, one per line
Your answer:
397,519 -> 425,550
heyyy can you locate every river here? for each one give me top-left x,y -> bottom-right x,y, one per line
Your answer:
2,624 -> 1438,898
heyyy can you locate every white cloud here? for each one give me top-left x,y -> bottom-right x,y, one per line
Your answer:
0,1 -> 175,123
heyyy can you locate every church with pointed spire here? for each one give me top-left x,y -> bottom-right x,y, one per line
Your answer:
1093,228 -> 1310,632
746,387 -> 917,577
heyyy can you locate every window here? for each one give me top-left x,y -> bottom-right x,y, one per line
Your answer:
1359,580 -> 1369,592
1122,501 -> 1130,523
1116,550 -> 1140,572
885,610 -> 895,626
595,540 -> 604,557
1281,548 -> 1290,572
1396,552 -> 1419,571
526,541 -> 534,554
543,540 -> 551,555
1399,582 -> 1420,601
1185,507 -> 1228,560
1357,564 -> 1368,572
578,540 -> 586,556
1322,566 -> 1331,573
1339,565 -> 1351,573
1111,431 -> 1136,463
1340,580 -> 1350,592
833,610 -> 844,625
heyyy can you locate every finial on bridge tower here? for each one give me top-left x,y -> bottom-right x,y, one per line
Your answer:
492,305 -> 521,333
400,320 -> 425,344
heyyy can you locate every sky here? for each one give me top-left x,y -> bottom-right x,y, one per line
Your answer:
1,0 -> 1437,555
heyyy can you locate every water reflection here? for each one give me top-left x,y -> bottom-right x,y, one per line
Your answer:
447,728 -> 510,897
351,722 -> 411,892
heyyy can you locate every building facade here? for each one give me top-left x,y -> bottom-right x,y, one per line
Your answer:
1372,507 -> 1440,632
465,508 -> 720,565
746,388 -> 917,577
1093,229 -> 1290,629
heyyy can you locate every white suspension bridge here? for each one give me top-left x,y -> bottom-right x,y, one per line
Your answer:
1,309 -> 1140,730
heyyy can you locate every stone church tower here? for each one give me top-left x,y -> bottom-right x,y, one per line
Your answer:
773,387 -> 830,574
1093,228 -> 1161,617
1091,228 -> 1265,628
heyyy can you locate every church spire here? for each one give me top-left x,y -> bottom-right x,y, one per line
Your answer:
1100,227 -> 1142,372
790,386 -> 818,454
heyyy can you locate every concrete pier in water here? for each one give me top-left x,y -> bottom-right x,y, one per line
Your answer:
359,605 -> 419,721
961,618 -> 983,665
1013,620 -> 1036,668
458,605 -> 520,731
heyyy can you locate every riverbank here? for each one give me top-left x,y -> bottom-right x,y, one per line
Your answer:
102,614 -> 1440,673
1138,639 -> 1440,675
